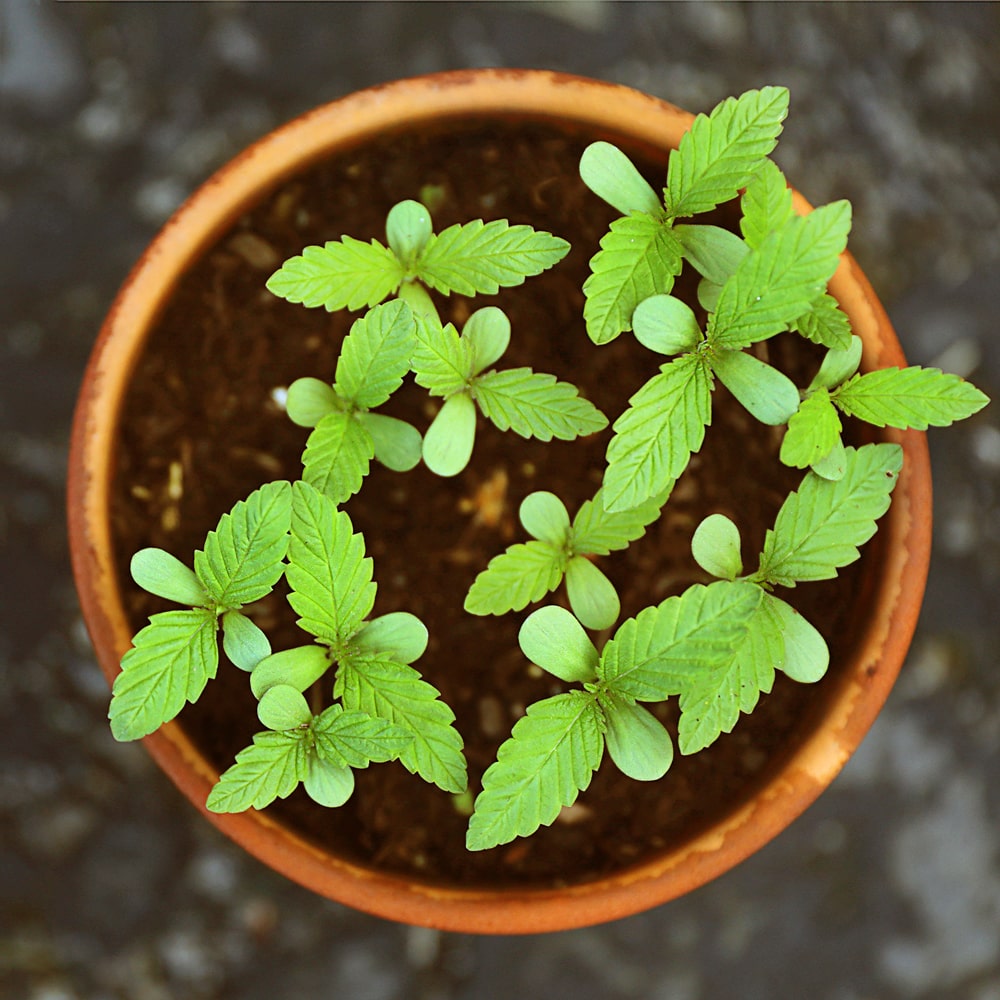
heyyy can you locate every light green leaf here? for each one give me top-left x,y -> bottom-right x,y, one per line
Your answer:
579,141 -> 663,217
311,704 -> 413,769
466,691 -> 604,851
110,609 -> 219,741
422,392 -> 477,477
632,294 -> 702,356
709,200 -> 852,350
570,485 -> 669,556
519,491 -> 571,546
833,366 -> 990,430
416,220 -> 569,296
303,756 -> 355,808
674,224 -> 749,285
518,605 -> 600,684
710,348 -> 801,425
698,277 -> 723,314
666,86 -> 789,218
565,556 -> 620,631
336,654 -> 467,793
473,368 -> 608,442
130,548 -> 208,607
206,731 -> 308,813
603,353 -> 713,512
809,336 -> 863,392
250,645 -> 330,699
811,434 -> 847,481
583,213 -> 684,345
385,200 -> 433,266
301,410 -> 374,504
599,581 -> 762,702
763,593 -> 829,683
357,412 -> 422,472
286,481 -> 376,643
465,306 -> 511,375
352,612 -> 428,665
740,158 -> 794,250
221,610 -> 271,672
791,292 -> 853,350
266,237 -> 405,311
257,684 -> 312,732
464,540 -> 565,616
781,390 -> 843,469
411,319 -> 471,397
601,694 -> 673,781
758,443 -> 903,587
691,513 -> 743,581
194,481 -> 292,609
285,377 -> 342,428
334,300 -> 416,409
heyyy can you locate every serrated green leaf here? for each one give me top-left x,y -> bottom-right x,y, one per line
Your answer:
464,540 -> 565,616
781,390 -> 843,469
352,612 -> 428,665
709,201 -> 852,350
311,704 -> 413,769
386,200 -> 432,265
303,756 -> 355,808
466,691 -> 604,851
599,581 -> 762,702
601,694 -> 673,781
285,377 -> 342,429
710,348 -> 800,425
632,294 -> 703,356
691,513 -> 743,581
791,292 -> 853,350
110,609 -> 219,741
740,158 -> 794,250
758,443 -> 903,587
519,491 -> 571,546
416,220 -> 569,296
583,213 -> 684,345
257,684 -> 312,731
465,306 -> 511,376
301,410 -> 374,504
565,556 -> 620,631
130,548 -> 208,607
334,300 -> 416,409
250,644 -> 330,699
570,485 -> 669,556
811,435 -> 847,481
579,141 -> 663,217
411,318 -> 471,397
833,366 -> 990,430
266,237 -> 405,311
763,593 -> 829,683
674,224 -> 749,285
518,606 -> 599,684
221,610 -> 271,672
473,368 -> 608,442
603,353 -> 713,512
336,654 -> 466,793
809,336 -> 863,392
194,481 -> 292,609
422,392 -> 477,477
206,731 -> 308,813
286,481 -> 375,643
357,412 -> 422,472
666,87 -> 789,218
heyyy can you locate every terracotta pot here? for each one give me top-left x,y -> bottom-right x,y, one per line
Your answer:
68,69 -> 931,933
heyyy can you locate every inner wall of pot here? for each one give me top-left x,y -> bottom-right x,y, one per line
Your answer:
109,115 -> 880,890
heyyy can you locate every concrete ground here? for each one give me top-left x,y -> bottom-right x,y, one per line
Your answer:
3,2 -> 999,997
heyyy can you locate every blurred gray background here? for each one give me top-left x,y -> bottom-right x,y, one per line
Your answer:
3,2 -> 1000,998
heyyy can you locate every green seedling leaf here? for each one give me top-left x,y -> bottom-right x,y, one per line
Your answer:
833,366 -> 990,429
334,299 -> 416,409
466,691 -> 604,851
519,491 -> 571,546
301,410 -> 374,503
570,485 -> 669,556
422,392 -> 477,477
385,200 -> 432,265
518,605 -> 600,684
601,694 -> 673,781
709,200 -> 852,350
758,443 -> 903,587
632,294 -> 702,356
697,277 -> 722,314
194,481 -> 292,609
809,336 -> 863,392
599,581 -> 762,702
473,368 -> 609,442
583,213 -> 684,345
257,684 -> 312,732
465,306 -> 511,375
579,141 -> 663,217
221,610 -> 271,672
565,556 -> 620,631
336,654 -> 467,793
312,704 -> 413,768
666,86 -> 789,218
266,236 -> 405,311
303,756 -> 356,808
464,540 -> 565,616
780,390 -> 843,469
251,645 -> 330,699
206,731 -> 308,813
674,224 -> 749,285
691,513 -> 742,580
740,158 -> 794,250
357,412 -> 422,472
130,548 -> 208,607
710,348 -> 800,425
763,593 -> 829,682
110,609 -> 219,741
286,377 -> 341,428
603,352 -> 713,512
412,318 -> 472,397
286,481 -> 376,644
396,278 -> 440,323
352,612 -> 428,665
792,292 -> 853,350
811,435 -> 847,481
416,220 -> 569,296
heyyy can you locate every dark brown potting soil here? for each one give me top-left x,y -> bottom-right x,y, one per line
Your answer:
111,118 -> 877,889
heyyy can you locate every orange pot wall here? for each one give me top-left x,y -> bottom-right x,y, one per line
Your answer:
67,70 -> 931,934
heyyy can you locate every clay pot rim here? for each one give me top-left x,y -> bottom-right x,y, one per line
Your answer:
67,69 -> 931,934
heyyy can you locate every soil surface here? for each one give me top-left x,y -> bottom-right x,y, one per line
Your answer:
111,119 -> 874,889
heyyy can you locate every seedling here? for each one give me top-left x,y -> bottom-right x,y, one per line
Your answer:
110,87 -> 989,856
